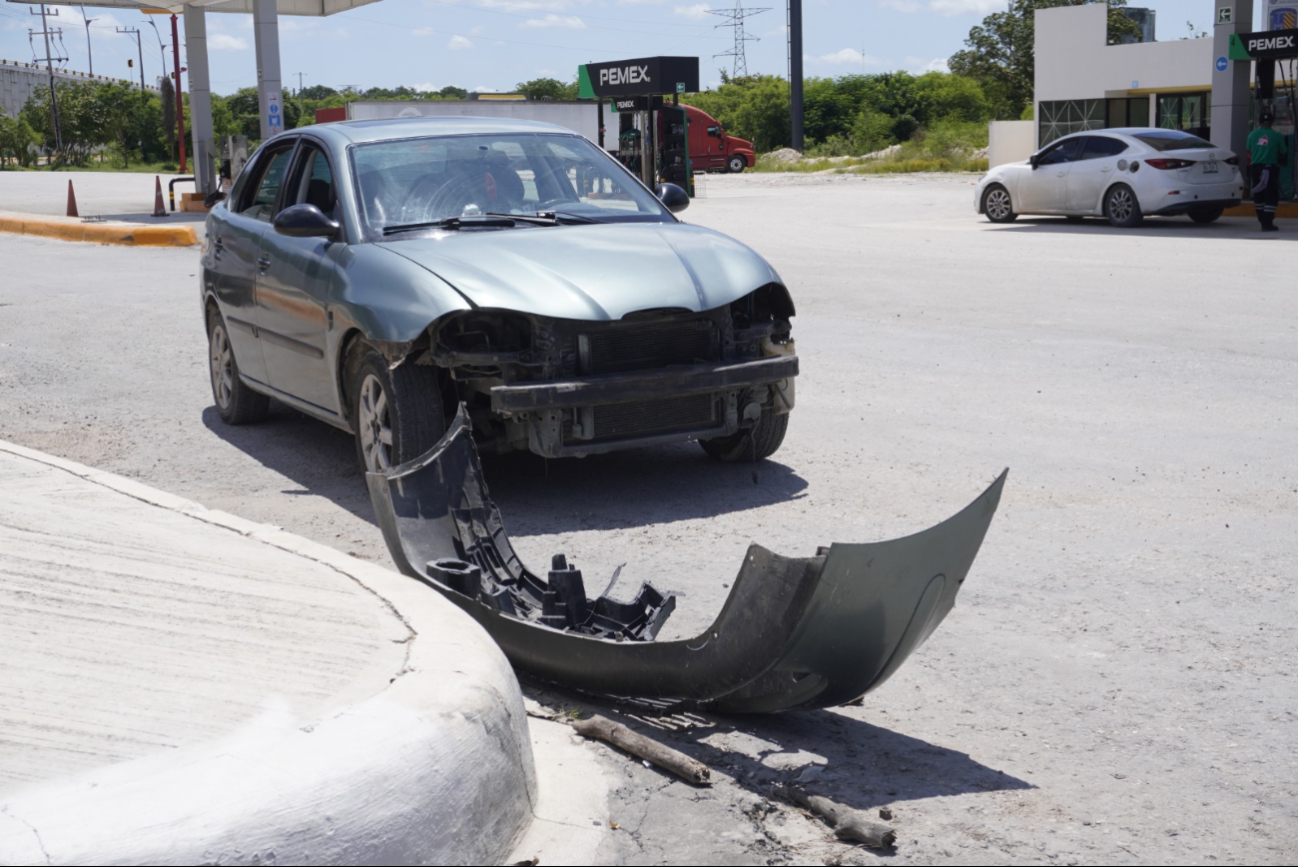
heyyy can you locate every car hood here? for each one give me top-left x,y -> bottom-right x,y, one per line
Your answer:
376,221 -> 782,321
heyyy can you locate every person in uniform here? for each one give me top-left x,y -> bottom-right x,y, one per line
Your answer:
1247,110 -> 1289,233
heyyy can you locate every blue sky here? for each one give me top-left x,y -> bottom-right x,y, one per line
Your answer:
0,1 -> 1270,97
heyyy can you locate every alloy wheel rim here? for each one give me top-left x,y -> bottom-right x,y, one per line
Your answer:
987,189 -> 1011,219
210,324 -> 234,410
358,374 -> 394,473
1110,189 -> 1134,221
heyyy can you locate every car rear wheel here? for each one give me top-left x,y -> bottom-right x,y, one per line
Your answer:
207,309 -> 270,425
727,154 -> 746,174
1104,184 -> 1143,228
700,409 -> 788,462
981,185 -> 1017,223
1188,205 -> 1224,224
349,348 -> 446,475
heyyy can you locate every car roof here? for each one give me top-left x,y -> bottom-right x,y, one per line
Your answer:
300,115 -> 581,146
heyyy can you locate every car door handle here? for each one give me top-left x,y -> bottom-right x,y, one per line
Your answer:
211,235 -> 224,259
257,254 -> 271,273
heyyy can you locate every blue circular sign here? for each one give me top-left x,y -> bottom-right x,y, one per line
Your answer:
1216,56 -> 1229,73
270,103 -> 280,113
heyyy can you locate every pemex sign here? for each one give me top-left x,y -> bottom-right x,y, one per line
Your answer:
577,57 -> 701,99
1229,28 -> 1298,60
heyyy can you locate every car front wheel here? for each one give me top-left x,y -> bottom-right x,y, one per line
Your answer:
700,409 -> 788,462
207,309 -> 269,425
349,348 -> 446,474
727,154 -> 747,173
1104,184 -> 1143,228
1188,205 -> 1224,224
981,184 -> 1017,223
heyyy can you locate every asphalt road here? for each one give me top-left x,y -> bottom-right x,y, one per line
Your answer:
1,171 -> 1294,865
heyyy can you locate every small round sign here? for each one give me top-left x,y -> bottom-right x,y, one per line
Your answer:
1216,56 -> 1229,73
270,103 -> 280,113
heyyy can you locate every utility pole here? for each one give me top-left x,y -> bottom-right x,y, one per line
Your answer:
709,2 -> 769,79
295,71 -> 305,95
789,0 -> 803,152
117,26 -> 144,92
146,17 -> 168,82
29,5 -> 66,155
79,6 -> 95,76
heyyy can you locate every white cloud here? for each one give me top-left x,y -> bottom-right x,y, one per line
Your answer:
878,0 -> 921,11
806,48 -> 884,67
617,0 -> 664,4
413,82 -> 440,92
925,57 -> 950,73
209,34 -> 250,51
473,0 -> 573,9
674,3 -> 712,21
448,34 -> 474,49
412,26 -> 436,36
929,0 -> 1004,15
473,85 -> 499,93
522,13 -> 586,28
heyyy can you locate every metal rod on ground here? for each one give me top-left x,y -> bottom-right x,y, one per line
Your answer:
771,783 -> 897,848
571,715 -> 711,785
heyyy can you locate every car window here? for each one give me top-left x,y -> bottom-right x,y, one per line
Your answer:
288,146 -> 339,220
240,145 -> 295,222
1133,130 -> 1217,151
1081,136 -> 1128,159
350,132 -> 671,237
1037,138 -> 1085,166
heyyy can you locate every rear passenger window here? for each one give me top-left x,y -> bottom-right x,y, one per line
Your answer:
1082,137 -> 1128,159
240,146 -> 295,222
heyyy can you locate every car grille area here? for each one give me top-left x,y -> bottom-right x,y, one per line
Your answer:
576,394 -> 718,443
584,319 -> 716,375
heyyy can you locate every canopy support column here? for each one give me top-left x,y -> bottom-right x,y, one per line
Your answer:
184,8 -> 214,194
1211,0 -> 1254,158
253,0 -> 284,140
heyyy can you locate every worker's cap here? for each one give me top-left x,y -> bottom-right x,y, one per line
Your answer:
1260,110 -> 1276,125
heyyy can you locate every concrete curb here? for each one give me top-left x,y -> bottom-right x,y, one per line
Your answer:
0,212 -> 197,247
0,441 -> 538,866
1223,202 -> 1298,218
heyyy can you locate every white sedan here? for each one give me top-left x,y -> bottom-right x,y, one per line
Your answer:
976,128 -> 1245,228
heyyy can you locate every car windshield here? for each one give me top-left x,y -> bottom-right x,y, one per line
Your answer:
351,132 -> 671,236
1134,131 -> 1217,151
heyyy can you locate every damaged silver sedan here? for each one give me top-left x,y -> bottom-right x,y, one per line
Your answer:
369,408 -> 1006,713
201,117 -> 797,471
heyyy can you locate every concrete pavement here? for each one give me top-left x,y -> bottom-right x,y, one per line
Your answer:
0,171 -> 203,246
0,440 -> 537,865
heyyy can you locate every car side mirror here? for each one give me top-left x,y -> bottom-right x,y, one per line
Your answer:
1029,154 -> 1040,170
274,203 -> 340,240
655,182 -> 690,214
203,190 -> 227,208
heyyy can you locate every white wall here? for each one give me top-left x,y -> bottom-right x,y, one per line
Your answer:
989,120 -> 1036,167
1034,4 -> 1212,103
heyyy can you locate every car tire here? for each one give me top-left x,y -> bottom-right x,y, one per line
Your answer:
981,184 -> 1017,223
349,348 -> 446,475
1188,205 -> 1224,224
727,155 -> 746,174
207,309 -> 270,425
1104,184 -> 1143,228
700,409 -> 788,462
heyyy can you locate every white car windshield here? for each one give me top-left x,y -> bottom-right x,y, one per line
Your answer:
351,132 -> 671,234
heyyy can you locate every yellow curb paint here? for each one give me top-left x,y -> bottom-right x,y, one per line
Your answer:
0,214 -> 197,247
1222,202 -> 1298,218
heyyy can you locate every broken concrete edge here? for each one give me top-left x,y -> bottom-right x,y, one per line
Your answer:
0,439 -> 539,867
1222,202 -> 1298,218
0,211 -> 197,247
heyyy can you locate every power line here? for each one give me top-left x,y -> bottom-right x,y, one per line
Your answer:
28,4 -> 66,153
709,1 -> 769,79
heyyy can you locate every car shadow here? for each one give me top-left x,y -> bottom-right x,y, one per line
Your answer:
989,216 -> 1298,240
528,684 -> 1033,812
202,402 -> 809,533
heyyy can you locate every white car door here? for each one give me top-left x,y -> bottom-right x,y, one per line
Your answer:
1019,138 -> 1083,212
1066,135 -> 1129,213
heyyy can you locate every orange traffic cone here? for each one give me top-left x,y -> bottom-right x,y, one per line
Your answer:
151,176 -> 167,218
66,179 -> 78,218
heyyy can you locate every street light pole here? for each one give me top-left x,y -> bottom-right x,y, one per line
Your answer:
171,13 -> 187,174
116,26 -> 144,92
80,6 -> 95,76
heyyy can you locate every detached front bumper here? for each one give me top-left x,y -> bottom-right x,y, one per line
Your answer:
491,354 -> 799,458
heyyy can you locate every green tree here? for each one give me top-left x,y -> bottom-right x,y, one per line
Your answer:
0,112 -> 40,167
515,77 -> 578,100
299,84 -> 338,101
913,72 -> 989,124
438,85 -> 468,100
160,75 -> 177,161
949,0 -> 1140,118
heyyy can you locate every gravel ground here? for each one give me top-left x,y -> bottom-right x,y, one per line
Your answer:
0,170 -> 1294,865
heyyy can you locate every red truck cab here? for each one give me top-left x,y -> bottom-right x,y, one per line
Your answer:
683,105 -> 754,173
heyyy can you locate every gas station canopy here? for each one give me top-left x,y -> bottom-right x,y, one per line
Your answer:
5,0 -> 379,15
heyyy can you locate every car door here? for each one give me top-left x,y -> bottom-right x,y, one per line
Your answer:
254,139 -> 347,415
1019,138 -> 1083,212
1066,135 -> 1129,213
206,140 -> 298,386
